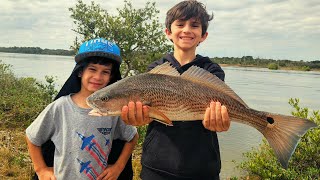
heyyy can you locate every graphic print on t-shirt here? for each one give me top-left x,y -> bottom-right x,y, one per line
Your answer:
98,128 -> 113,147
77,159 -> 99,180
97,127 -> 112,135
76,127 -> 112,179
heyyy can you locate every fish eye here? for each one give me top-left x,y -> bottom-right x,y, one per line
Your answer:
101,97 -> 109,101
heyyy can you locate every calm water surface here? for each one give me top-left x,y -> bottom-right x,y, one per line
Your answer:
1,52 -> 319,178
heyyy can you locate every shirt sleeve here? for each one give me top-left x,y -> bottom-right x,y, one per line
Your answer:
26,103 -> 56,146
207,63 -> 225,81
113,117 -> 137,142
147,59 -> 165,72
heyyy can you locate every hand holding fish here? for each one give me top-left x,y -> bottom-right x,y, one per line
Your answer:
121,101 -> 152,126
203,101 -> 230,132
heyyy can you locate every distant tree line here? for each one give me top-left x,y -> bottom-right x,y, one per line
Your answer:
212,56 -> 320,71
0,46 -> 76,56
1,45 -> 319,71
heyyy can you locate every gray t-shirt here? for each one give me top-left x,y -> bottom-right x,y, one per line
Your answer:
26,95 -> 137,179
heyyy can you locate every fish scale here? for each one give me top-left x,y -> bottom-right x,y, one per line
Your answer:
86,62 -> 317,169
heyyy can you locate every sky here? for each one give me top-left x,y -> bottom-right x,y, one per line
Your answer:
1,0 -> 319,61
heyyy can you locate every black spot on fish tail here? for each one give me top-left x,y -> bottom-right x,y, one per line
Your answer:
267,117 -> 274,124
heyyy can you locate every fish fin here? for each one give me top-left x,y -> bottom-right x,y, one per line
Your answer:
181,65 -> 248,107
262,112 -> 317,168
148,107 -> 173,126
148,62 -> 180,77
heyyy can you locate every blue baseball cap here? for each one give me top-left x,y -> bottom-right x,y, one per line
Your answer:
75,38 -> 122,65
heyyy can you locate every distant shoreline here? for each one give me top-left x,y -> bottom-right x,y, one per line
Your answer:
1,49 -> 319,72
0,51 -> 73,57
0,47 -> 75,56
219,63 -> 320,72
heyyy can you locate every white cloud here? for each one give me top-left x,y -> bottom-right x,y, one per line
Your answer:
0,0 -> 319,61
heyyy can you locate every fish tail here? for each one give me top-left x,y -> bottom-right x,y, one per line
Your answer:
262,113 -> 317,168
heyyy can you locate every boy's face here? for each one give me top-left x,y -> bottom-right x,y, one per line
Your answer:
166,18 -> 208,52
80,63 -> 113,94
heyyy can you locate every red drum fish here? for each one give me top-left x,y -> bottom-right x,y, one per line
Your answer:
86,62 -> 317,168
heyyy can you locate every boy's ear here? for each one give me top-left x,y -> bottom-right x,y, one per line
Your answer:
200,32 -> 208,43
165,28 -> 172,40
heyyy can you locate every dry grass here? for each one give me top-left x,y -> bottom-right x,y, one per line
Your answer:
132,146 -> 142,180
0,128 -> 33,179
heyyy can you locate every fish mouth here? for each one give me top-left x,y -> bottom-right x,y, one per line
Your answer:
86,97 -> 101,109
88,109 -> 121,117
86,98 -> 109,116
88,109 -> 109,116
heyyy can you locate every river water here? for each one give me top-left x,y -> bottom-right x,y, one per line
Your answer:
1,52 -> 319,178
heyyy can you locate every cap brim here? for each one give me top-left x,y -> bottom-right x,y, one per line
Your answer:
75,51 -> 121,65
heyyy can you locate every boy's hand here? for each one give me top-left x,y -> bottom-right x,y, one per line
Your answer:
121,101 -> 152,126
203,101 -> 230,132
37,167 -> 56,180
97,164 -> 122,180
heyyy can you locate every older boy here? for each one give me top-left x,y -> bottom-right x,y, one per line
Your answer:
26,38 -> 138,180
122,1 -> 230,179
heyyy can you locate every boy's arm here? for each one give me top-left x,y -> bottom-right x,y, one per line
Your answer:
97,133 -> 139,180
26,136 -> 56,179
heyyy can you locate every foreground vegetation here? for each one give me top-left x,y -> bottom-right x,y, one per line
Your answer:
0,61 -> 56,178
238,98 -> 320,179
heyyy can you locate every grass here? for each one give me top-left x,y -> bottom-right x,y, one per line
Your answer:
132,146 -> 143,180
0,128 -> 33,179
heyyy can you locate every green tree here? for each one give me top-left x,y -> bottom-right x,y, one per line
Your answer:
238,98 -> 319,179
69,0 -> 171,76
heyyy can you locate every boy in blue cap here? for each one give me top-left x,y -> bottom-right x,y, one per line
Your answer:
26,38 -> 138,180
121,1 -> 230,179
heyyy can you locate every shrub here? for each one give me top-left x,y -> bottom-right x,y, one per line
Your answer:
301,66 -> 311,71
137,125 -> 147,146
238,98 -> 320,179
0,61 -> 57,128
267,63 -> 279,70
